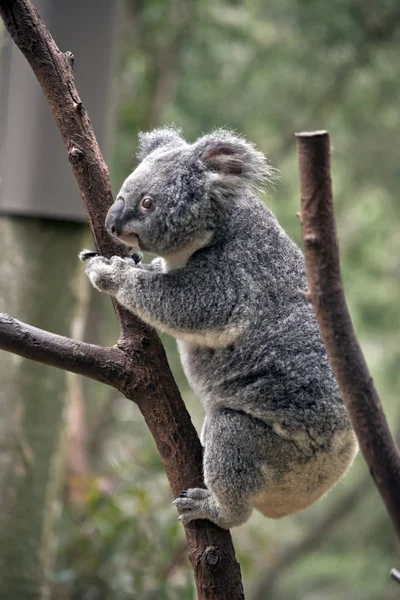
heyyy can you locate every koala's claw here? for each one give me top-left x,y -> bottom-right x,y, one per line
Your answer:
172,488 -> 210,524
79,249 -> 99,262
173,488 -> 212,524
81,253 -> 131,294
130,250 -> 143,265
178,488 -> 210,500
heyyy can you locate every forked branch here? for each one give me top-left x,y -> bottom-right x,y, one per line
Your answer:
0,313 -> 136,391
0,0 -> 244,597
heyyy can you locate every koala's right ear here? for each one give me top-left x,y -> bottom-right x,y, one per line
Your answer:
193,129 -> 274,191
137,127 -> 186,161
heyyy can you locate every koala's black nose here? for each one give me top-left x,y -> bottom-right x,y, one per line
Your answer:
105,198 -> 125,236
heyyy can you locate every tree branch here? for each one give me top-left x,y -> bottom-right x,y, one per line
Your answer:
0,1 -> 244,597
0,313 -> 133,390
296,130 -> 400,541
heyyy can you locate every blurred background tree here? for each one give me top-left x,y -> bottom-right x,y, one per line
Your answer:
0,2 -> 118,598
2,0 -> 400,598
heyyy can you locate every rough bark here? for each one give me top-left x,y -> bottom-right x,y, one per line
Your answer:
296,130 -> 400,542
0,1 -> 244,597
0,314 -> 137,388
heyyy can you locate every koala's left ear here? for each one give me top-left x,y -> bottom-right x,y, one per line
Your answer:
193,129 -> 273,188
137,126 -> 186,161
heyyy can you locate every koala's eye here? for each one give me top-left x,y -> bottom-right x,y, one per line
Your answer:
140,195 -> 155,214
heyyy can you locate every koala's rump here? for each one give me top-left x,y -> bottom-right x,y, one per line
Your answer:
253,426 -> 358,518
203,408 -> 358,519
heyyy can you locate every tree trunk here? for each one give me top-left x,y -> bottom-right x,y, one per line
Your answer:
0,217 -> 85,599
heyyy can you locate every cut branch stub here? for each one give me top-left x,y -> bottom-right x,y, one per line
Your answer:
296,130 -> 400,542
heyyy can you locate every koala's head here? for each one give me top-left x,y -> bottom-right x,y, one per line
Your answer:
106,126 -> 272,256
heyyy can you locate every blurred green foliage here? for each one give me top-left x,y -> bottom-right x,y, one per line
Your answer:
54,0 -> 400,598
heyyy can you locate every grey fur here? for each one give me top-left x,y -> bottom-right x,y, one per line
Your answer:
136,126 -> 187,162
81,128 -> 358,529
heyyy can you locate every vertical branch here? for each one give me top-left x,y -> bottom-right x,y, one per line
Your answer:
296,130 -> 400,541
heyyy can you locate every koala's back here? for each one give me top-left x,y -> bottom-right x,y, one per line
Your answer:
175,194 -> 358,518
178,195 -> 351,443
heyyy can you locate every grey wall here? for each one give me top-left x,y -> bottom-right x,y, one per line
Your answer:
0,0 -> 120,221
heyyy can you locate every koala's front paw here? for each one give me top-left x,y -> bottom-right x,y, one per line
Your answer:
173,488 -> 211,525
80,251 -> 135,295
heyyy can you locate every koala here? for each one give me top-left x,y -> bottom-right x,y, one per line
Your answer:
81,127 -> 358,529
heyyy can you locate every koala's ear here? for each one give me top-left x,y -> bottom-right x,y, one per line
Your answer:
194,129 -> 273,189
137,126 -> 186,161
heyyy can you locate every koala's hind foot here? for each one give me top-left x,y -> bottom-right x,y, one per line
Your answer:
173,409 -> 266,529
173,487 -> 252,529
